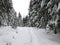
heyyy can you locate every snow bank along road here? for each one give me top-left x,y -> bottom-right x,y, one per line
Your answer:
0,26 -> 60,45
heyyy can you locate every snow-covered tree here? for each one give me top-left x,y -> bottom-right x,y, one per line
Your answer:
17,12 -> 23,26
26,0 -> 60,33
0,0 -> 13,26
0,0 -> 18,28
23,15 -> 29,26
11,12 -> 18,28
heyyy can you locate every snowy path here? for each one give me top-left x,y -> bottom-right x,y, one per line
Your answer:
0,27 -> 60,45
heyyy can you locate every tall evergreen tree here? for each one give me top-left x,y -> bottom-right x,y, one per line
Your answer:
17,12 -> 23,26
26,0 -> 60,33
0,0 -> 12,26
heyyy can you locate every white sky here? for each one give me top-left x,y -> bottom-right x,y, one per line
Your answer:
12,0 -> 30,18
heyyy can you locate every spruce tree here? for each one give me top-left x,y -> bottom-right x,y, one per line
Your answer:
18,12 -> 23,26
0,0 -> 12,26
27,0 -> 60,33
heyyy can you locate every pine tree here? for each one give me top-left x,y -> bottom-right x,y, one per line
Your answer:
0,0 -> 12,26
23,16 -> 29,26
27,0 -> 60,33
11,12 -> 17,28
17,12 -> 23,26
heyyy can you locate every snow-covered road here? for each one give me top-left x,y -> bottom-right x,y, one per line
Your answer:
0,27 -> 60,45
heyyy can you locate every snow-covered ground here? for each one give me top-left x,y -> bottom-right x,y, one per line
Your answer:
0,26 -> 60,45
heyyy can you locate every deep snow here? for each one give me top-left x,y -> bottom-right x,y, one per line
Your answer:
0,26 -> 60,45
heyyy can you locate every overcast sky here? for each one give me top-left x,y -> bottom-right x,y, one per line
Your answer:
12,0 -> 30,18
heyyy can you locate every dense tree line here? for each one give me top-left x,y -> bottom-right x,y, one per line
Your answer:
0,0 -> 23,28
23,0 -> 60,33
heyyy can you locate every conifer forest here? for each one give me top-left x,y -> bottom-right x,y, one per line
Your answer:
0,0 -> 60,45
